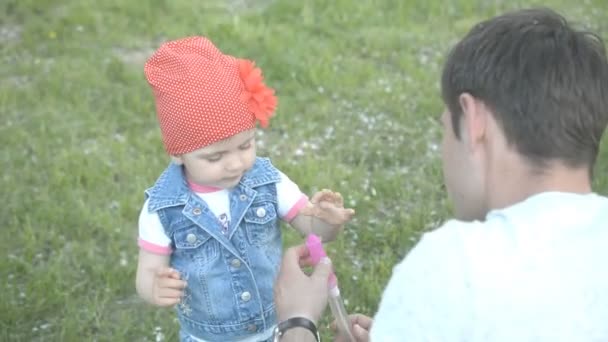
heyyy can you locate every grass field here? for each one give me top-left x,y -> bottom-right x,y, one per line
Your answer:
2,0 -> 608,340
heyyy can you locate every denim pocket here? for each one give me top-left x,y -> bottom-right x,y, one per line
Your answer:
173,226 -> 220,265
243,202 -> 278,246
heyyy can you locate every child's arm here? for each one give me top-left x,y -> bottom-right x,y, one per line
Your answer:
289,189 -> 355,242
136,249 -> 187,307
136,199 -> 186,306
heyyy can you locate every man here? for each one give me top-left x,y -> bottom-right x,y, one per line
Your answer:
272,7 -> 608,342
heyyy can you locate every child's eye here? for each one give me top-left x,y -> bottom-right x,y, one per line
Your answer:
204,154 -> 222,162
239,142 -> 252,150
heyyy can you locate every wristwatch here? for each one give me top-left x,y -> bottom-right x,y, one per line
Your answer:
272,317 -> 321,342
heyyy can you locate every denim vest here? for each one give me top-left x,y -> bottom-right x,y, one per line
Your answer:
145,157 -> 283,341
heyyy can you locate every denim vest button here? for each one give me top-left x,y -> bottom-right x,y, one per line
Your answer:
186,233 -> 197,244
247,324 -> 257,332
241,291 -> 251,302
255,208 -> 266,217
231,259 -> 241,268
256,207 -> 266,217
239,194 -> 247,201
192,208 -> 202,215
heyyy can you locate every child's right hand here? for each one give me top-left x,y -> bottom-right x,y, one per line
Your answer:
152,267 -> 187,306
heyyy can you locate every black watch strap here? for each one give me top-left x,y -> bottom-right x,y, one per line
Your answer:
273,317 -> 321,342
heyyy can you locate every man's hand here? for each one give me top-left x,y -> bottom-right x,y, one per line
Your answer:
334,314 -> 373,342
274,245 -> 333,324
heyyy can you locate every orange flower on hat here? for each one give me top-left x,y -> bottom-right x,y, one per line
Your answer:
239,59 -> 277,128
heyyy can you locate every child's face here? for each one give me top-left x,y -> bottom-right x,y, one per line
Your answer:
172,129 -> 257,189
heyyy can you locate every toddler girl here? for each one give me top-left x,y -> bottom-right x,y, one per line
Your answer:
135,36 -> 354,342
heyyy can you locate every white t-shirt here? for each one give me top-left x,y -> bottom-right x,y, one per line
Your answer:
138,170 -> 308,255
371,192 -> 608,342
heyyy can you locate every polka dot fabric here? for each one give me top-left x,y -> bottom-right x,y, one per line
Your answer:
144,36 -> 260,155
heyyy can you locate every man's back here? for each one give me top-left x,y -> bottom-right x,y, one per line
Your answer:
371,192 -> 608,341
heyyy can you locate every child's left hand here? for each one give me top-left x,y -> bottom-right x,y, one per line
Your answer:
300,189 -> 356,225
291,189 -> 355,242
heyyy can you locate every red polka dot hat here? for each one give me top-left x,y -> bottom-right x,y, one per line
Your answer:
144,36 -> 278,155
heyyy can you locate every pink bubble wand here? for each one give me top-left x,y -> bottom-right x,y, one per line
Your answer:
306,234 -> 355,342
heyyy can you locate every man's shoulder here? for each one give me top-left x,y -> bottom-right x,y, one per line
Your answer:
487,191 -> 608,223
390,220 -> 479,278
393,218 -> 513,280
414,219 -> 486,253
371,220 -> 480,340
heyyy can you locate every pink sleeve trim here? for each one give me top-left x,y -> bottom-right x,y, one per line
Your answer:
138,238 -> 173,255
282,195 -> 309,223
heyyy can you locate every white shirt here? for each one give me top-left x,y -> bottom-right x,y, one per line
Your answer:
371,192 -> 608,341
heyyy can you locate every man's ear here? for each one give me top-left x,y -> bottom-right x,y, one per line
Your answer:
170,155 -> 184,165
458,93 -> 487,151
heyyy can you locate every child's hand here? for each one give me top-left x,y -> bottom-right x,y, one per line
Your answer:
301,189 -> 356,225
152,267 -> 187,307
290,189 -> 355,241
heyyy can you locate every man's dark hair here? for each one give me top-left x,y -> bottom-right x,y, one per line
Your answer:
441,7 -> 608,171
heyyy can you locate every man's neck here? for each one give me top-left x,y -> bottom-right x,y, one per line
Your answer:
487,159 -> 592,213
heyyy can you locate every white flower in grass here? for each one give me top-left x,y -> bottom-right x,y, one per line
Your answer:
154,326 -> 165,342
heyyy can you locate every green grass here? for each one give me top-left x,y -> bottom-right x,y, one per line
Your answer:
2,0 -> 608,340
